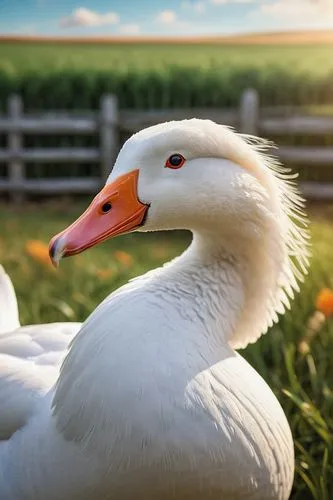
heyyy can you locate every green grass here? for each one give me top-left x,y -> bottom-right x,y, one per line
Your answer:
0,202 -> 332,498
1,41 -> 333,75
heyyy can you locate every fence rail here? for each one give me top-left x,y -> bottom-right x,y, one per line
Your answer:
0,89 -> 332,201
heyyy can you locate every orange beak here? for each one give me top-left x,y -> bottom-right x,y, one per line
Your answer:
49,169 -> 148,266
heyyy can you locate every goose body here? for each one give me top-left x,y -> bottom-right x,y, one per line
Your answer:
0,265 -> 20,334
0,120 -> 309,499
0,266 -> 81,439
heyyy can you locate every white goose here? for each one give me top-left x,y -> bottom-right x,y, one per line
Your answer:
0,266 -> 20,334
0,266 -> 81,441
0,119 -> 308,499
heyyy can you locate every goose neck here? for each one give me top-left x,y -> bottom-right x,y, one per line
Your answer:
156,231 -> 246,346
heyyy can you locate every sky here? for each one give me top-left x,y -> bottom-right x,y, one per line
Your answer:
0,0 -> 333,37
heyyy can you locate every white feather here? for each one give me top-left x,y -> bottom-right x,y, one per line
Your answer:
0,266 -> 20,333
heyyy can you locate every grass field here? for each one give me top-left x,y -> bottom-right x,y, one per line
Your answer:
1,40 -> 333,75
0,201 -> 333,499
1,39 -> 333,115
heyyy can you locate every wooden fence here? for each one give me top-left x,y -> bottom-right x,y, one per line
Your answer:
1,89 -> 333,202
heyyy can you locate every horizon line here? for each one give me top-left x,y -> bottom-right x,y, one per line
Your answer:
1,28 -> 333,45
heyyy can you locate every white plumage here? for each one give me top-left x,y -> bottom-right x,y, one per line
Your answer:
0,267 -> 81,440
0,265 -> 20,334
0,119 -> 309,499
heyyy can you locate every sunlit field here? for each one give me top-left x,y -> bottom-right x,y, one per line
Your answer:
0,201 -> 333,499
1,40 -> 333,116
1,41 -> 333,74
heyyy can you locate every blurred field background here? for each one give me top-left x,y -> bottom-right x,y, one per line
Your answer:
1,37 -> 333,187
1,32 -> 333,499
1,38 -> 333,111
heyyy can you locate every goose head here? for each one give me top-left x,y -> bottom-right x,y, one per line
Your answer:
49,119 -> 309,348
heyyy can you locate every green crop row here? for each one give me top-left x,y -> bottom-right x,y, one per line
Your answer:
1,65 -> 333,185
1,65 -> 333,112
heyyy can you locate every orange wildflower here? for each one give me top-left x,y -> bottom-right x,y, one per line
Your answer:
25,239 -> 53,269
95,268 -> 114,280
114,250 -> 133,268
315,288 -> 333,317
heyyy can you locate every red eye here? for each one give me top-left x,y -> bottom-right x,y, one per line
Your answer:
165,154 -> 186,169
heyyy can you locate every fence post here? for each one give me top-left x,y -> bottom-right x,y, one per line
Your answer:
240,88 -> 259,135
100,94 -> 119,184
8,95 -> 24,203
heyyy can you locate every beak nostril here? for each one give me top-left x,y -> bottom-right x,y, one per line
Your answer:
101,202 -> 112,213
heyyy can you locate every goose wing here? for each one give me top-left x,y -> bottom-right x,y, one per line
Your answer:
0,322 -> 81,439
0,266 -> 20,334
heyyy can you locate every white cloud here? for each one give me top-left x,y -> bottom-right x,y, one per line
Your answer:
60,8 -> 119,29
194,2 -> 206,13
118,24 -> 140,35
181,1 -> 206,13
156,10 -> 177,24
260,0 -> 333,19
